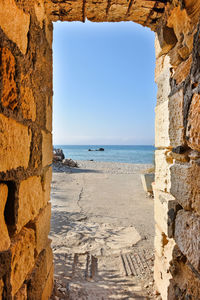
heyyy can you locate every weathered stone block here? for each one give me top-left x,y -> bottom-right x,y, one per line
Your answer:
20,86 -> 36,121
170,161 -> 200,213
154,253 -> 175,300
155,150 -> 172,192
167,6 -> 193,51
107,1 -> 129,21
42,131 -> 52,167
0,184 -> 10,251
154,190 -> 177,238
175,210 -> 200,272
0,114 -> 32,173
169,251 -> 200,300
10,228 -> 35,296
155,101 -> 170,148
154,224 -> 168,258
156,25 -> 177,57
86,0 -> 107,22
185,0 -> 200,22
169,150 -> 190,163
17,176 -> 44,232
0,0 -> 30,54
46,96 -> 52,132
0,47 -> 18,110
41,264 -> 54,300
155,53 -> 171,82
155,33 -> 162,59
155,89 -> 185,148
34,0 -> 46,29
45,0 -> 83,22
43,167 -> 52,205
154,235 -> 176,299
27,244 -> 53,300
31,203 -> 51,255
168,89 -> 184,147
14,284 -> 27,300
156,65 -> 171,105
173,55 -> 192,84
186,94 -> 200,152
45,19 -> 53,47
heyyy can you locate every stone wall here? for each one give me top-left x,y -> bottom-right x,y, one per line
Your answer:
154,1 -> 200,299
0,0 -> 199,299
0,1 -> 53,298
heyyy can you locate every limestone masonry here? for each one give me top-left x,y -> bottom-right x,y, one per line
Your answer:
0,0 -> 200,299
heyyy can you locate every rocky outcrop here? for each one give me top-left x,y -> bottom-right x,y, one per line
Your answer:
88,148 -> 104,151
62,159 -> 78,168
53,148 -> 65,162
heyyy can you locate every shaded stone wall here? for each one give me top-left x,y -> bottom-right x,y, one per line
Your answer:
0,0 -> 199,299
0,0 -> 53,298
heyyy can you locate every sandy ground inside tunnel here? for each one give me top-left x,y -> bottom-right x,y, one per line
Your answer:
50,161 -> 157,299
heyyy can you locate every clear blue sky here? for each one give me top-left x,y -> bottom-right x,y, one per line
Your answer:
53,21 -> 157,145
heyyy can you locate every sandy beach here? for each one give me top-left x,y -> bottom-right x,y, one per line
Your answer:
50,161 -> 155,299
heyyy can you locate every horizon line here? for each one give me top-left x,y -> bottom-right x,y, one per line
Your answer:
53,144 -> 155,146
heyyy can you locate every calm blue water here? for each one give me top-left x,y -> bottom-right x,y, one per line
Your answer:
54,145 -> 155,164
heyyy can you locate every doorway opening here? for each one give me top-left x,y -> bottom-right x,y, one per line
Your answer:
51,20 -> 156,299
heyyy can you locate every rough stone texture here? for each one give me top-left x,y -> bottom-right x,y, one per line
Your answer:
31,203 -> 51,255
34,0 -> 46,29
20,86 -> 36,121
155,101 -> 170,148
167,6 -> 194,67
27,244 -> 53,300
185,0 -> 200,23
154,254 -> 173,300
175,210 -> 200,272
45,0 -> 165,30
41,264 -> 54,300
14,284 -> 27,300
154,52 -> 172,148
0,0 -> 30,54
154,224 -> 168,258
43,167 -> 52,205
0,47 -> 18,110
9,228 -> 35,296
169,247 -> 200,300
0,183 -> 10,251
17,176 -> 44,232
172,55 -> 192,84
186,93 -> 200,152
155,150 -> 172,193
170,162 -> 200,214
168,89 -> 184,147
154,189 -> 177,238
0,114 -> 32,173
45,0 -> 83,22
155,88 -> 185,149
155,55 -> 171,104
46,96 -> 52,132
154,238 -> 176,300
42,131 -> 52,167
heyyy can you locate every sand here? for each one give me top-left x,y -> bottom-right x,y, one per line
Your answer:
50,161 -> 155,299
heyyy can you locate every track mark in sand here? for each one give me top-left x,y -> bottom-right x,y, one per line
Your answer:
77,187 -> 88,220
121,250 -> 154,277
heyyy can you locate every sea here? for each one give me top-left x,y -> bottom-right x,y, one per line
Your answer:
54,145 -> 155,164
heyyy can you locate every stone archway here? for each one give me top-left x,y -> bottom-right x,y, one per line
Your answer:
0,0 -> 199,299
